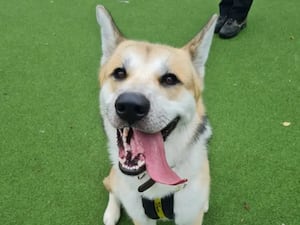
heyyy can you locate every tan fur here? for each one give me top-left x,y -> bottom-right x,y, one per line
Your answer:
199,158 -> 210,193
103,167 -> 117,193
192,212 -> 204,225
99,41 -> 202,102
133,221 -> 142,225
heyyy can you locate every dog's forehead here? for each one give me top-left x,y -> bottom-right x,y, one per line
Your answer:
100,40 -> 202,100
116,41 -> 195,81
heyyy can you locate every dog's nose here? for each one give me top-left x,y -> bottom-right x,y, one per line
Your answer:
115,92 -> 150,125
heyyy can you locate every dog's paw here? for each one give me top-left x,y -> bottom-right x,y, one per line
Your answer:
103,193 -> 121,225
103,207 -> 120,225
103,212 -> 120,225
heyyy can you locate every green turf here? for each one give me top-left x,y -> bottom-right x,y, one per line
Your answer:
0,0 -> 299,225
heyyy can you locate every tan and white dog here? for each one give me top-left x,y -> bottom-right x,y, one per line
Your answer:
96,5 -> 217,225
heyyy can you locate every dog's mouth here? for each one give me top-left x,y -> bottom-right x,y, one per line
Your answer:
117,127 -> 145,176
117,117 -> 187,186
117,117 -> 179,176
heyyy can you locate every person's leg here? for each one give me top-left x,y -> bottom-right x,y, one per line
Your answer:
219,0 -> 234,17
229,0 -> 253,21
215,0 -> 234,33
218,0 -> 253,38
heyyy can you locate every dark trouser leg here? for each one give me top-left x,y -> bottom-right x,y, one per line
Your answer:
219,0 -> 234,16
229,0 -> 253,21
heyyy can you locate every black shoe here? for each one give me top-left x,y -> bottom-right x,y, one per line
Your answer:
219,18 -> 247,39
214,15 -> 227,33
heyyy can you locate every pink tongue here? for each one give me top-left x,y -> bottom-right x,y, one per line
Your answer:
131,130 -> 187,185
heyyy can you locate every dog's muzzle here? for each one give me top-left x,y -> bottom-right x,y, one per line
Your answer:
113,92 -> 187,190
115,92 -> 150,125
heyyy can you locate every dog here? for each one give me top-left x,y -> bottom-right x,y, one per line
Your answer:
96,5 -> 217,225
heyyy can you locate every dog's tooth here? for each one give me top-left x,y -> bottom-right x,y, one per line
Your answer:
124,143 -> 131,152
123,127 -> 129,137
122,127 -> 130,149
138,161 -> 145,167
122,135 -> 126,144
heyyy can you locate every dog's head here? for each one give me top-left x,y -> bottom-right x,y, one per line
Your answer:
96,5 -> 216,186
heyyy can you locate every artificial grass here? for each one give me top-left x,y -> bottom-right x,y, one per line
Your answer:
0,0 -> 299,225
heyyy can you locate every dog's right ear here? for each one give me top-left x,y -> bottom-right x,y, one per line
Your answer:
96,5 -> 124,65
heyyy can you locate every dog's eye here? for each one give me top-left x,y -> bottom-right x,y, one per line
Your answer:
111,67 -> 127,80
159,73 -> 181,86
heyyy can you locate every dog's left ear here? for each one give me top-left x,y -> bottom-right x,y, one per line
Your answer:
96,5 -> 125,65
183,14 -> 218,80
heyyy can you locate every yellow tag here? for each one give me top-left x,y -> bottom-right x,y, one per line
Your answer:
154,198 -> 166,219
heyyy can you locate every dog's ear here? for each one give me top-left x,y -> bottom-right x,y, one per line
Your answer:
96,5 -> 125,65
183,14 -> 217,80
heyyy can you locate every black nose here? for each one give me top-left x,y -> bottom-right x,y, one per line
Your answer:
115,92 -> 150,125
